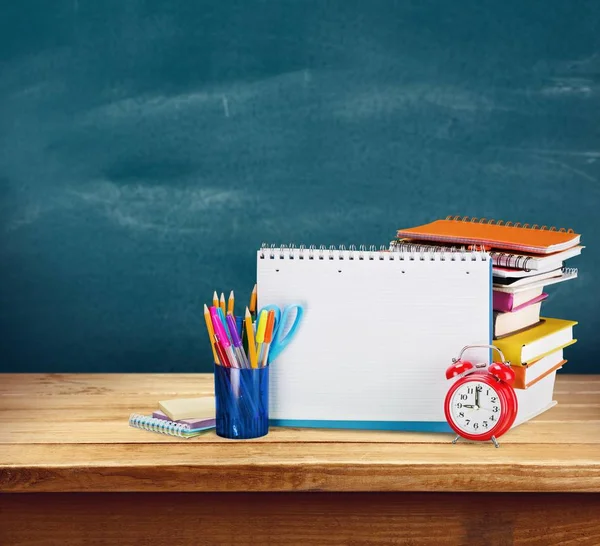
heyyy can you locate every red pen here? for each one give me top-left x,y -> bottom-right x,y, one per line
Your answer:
214,337 -> 231,368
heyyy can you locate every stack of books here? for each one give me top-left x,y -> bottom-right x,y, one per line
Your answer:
392,216 -> 583,425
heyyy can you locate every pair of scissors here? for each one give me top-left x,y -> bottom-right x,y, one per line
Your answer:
255,304 -> 304,364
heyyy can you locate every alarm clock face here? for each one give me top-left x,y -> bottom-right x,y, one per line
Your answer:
447,377 -> 505,438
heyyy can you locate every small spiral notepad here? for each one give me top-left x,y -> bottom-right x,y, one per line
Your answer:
129,414 -> 213,438
257,243 -> 492,431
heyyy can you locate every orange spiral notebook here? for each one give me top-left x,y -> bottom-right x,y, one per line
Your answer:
396,216 -> 581,255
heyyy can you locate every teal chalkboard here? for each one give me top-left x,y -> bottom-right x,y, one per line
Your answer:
1,1 -> 598,372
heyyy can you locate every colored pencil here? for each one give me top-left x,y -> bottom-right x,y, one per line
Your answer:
219,292 -> 226,315
245,307 -> 258,369
212,291 -> 219,309
249,284 -> 257,317
227,290 -> 235,316
203,304 -> 219,363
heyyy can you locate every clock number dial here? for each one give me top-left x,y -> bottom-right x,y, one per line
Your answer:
449,380 -> 503,436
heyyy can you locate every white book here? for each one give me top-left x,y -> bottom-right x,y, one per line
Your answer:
489,246 -> 583,271
493,268 -> 578,294
519,347 -> 571,388
493,267 -> 563,288
493,264 -> 561,279
513,369 -> 560,427
493,302 -> 543,338
257,244 -> 491,431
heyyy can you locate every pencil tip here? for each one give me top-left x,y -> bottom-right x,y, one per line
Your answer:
245,307 -> 250,317
213,291 -> 218,298
229,290 -> 234,297
203,303 -> 208,311
220,292 -> 225,300
252,284 -> 257,292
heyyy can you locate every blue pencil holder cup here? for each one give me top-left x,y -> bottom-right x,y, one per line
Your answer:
213,363 -> 269,439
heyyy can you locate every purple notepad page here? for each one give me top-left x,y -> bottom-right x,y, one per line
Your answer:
152,410 -> 215,429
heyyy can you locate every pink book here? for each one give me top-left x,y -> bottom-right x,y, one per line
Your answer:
493,291 -> 548,313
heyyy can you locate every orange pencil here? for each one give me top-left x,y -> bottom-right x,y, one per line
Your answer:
212,291 -> 219,309
249,284 -> 257,317
203,304 -> 219,363
227,290 -> 235,316
219,292 -> 226,315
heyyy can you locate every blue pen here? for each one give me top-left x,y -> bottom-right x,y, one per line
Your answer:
217,307 -> 233,344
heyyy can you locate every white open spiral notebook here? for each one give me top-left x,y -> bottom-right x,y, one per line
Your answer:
257,244 -> 492,431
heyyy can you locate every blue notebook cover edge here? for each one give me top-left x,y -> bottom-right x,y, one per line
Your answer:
269,419 -> 452,432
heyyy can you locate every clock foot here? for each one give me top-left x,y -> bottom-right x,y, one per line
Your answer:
491,436 -> 500,448
452,435 -> 460,444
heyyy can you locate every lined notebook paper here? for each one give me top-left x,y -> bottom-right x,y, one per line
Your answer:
257,245 -> 491,431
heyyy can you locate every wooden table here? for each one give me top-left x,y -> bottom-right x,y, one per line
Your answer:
1,374 -> 599,545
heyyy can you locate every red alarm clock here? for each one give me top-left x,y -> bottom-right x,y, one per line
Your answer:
444,344 -> 518,448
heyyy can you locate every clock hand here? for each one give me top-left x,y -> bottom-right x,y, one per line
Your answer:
475,388 -> 480,408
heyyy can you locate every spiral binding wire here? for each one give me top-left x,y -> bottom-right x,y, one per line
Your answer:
259,242 -> 488,261
444,215 -> 574,233
129,413 -> 192,438
488,251 -> 533,270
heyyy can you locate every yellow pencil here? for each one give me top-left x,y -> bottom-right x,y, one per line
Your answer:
244,307 -> 258,369
219,292 -> 226,315
227,290 -> 235,316
249,284 -> 257,316
212,291 -> 219,309
255,310 -> 268,365
203,304 -> 219,363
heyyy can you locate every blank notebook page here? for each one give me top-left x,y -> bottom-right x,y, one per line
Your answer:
257,246 -> 491,427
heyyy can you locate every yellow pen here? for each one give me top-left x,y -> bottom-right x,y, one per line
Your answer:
227,290 -> 235,316
219,292 -> 226,315
244,307 -> 258,369
203,304 -> 219,363
255,310 -> 268,365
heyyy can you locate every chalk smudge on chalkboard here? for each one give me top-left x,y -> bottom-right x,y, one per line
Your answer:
540,78 -> 595,97
332,84 -> 500,121
222,95 -> 230,118
6,183 -> 250,235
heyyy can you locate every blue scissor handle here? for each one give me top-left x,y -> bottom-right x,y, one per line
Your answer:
256,304 -> 304,364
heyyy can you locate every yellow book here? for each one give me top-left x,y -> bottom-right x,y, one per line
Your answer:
158,397 -> 215,421
494,317 -> 577,366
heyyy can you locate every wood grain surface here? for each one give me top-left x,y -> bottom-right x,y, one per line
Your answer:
1,374 -> 599,493
1,492 -> 599,546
